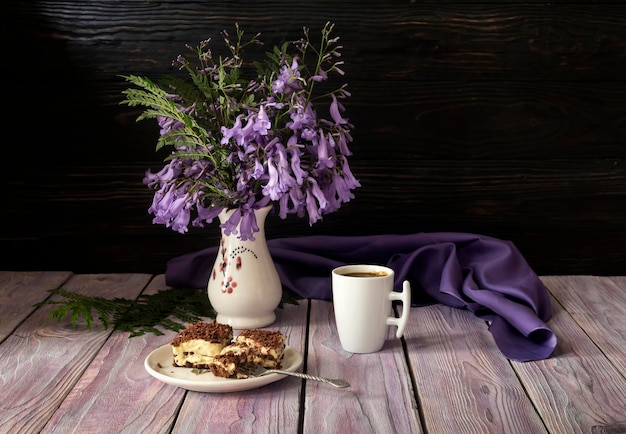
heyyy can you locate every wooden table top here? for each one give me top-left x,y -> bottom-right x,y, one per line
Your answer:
1,272 -> 625,433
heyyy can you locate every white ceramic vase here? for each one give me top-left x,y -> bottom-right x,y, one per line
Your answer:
207,205 -> 282,329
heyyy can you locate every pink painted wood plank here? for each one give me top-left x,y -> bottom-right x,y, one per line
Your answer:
511,279 -> 626,432
0,273 -> 152,434
405,303 -> 547,433
0,271 -> 72,341
303,300 -> 423,434
172,299 -> 308,434
541,275 -> 626,376
39,274 -> 185,434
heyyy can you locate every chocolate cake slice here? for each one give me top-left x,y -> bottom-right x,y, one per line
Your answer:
208,329 -> 287,378
235,329 -> 286,369
171,321 -> 233,369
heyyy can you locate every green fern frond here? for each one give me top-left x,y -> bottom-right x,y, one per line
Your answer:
36,289 -> 135,330
34,287 -> 301,337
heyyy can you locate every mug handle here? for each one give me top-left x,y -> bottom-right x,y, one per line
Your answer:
387,280 -> 411,338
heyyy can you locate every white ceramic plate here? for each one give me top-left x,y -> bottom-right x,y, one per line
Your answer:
144,345 -> 303,393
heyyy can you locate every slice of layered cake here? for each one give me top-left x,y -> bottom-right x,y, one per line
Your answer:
236,329 -> 286,369
209,329 -> 287,379
209,350 -> 246,379
171,321 -> 233,369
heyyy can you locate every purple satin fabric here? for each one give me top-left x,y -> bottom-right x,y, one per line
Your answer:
166,232 -> 557,361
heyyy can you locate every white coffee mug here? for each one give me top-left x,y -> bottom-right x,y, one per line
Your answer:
331,265 -> 411,353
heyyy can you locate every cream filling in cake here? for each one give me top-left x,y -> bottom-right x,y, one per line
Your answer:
235,330 -> 286,368
236,336 -> 283,360
209,354 -> 242,379
172,339 -> 225,367
219,343 -> 249,359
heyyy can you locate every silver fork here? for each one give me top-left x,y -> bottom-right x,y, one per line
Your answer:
242,365 -> 350,388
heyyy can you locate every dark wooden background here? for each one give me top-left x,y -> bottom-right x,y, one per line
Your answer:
4,0 -> 625,276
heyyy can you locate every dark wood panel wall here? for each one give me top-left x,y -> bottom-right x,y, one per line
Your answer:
4,1 -> 625,276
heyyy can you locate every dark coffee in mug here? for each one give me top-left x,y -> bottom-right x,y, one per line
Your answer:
342,271 -> 389,278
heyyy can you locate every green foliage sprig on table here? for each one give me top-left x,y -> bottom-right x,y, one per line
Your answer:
34,287 -> 301,337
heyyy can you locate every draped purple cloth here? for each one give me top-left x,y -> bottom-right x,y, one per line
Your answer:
166,232 -> 557,362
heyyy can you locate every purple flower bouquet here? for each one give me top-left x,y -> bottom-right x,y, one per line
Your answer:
121,22 -> 360,240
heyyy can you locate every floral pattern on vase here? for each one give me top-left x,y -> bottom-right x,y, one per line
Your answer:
207,205 -> 282,329
213,241 -> 258,293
